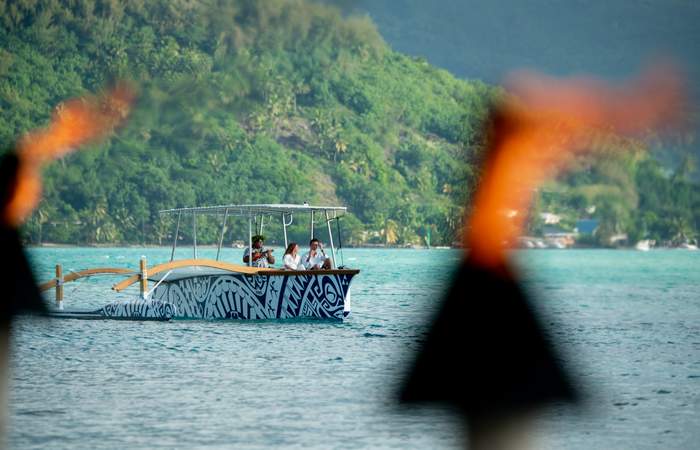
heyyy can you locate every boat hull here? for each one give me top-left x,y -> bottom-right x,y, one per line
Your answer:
150,271 -> 357,320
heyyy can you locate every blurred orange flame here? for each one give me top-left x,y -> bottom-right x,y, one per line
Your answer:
3,83 -> 135,227
465,64 -> 686,268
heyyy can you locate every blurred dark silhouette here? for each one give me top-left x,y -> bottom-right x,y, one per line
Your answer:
0,84 -> 134,435
400,259 -> 576,420
400,65 -> 686,448
0,150 -> 46,436
0,151 -> 46,321
0,83 -> 134,321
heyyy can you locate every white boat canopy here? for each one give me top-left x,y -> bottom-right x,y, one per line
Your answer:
160,203 -> 346,217
159,204 -> 347,267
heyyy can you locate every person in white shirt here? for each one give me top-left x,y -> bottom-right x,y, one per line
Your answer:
282,242 -> 305,270
302,238 -> 332,270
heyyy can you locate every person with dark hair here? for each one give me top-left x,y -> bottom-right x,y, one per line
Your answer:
302,238 -> 332,270
243,234 -> 275,268
282,242 -> 304,270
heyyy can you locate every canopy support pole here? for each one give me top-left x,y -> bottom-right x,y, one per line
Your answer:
248,216 -> 253,267
170,212 -> 181,262
282,213 -> 293,249
310,211 -> 314,240
325,211 -> 336,269
193,214 -> 198,259
282,214 -> 288,249
335,217 -> 345,268
216,209 -> 228,261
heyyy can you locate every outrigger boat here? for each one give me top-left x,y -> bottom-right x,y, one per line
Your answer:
41,204 -> 359,321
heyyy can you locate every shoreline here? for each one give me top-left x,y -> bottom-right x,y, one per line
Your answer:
25,242 -> 697,250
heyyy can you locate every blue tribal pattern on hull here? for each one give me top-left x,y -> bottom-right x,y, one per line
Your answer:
99,299 -> 176,320
150,273 -> 355,320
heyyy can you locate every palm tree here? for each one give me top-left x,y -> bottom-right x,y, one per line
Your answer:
35,208 -> 48,246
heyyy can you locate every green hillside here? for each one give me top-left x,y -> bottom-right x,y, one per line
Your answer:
344,0 -> 700,172
0,0 -> 495,246
1,0 -> 697,247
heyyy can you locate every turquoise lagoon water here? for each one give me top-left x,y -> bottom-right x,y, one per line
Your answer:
8,248 -> 700,449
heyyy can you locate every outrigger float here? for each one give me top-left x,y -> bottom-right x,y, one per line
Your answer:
41,204 -> 359,321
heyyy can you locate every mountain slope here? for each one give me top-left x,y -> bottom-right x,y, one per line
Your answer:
2,0 -> 697,247
0,0 -> 495,245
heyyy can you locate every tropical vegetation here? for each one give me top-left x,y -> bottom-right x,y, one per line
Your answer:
0,0 -> 697,247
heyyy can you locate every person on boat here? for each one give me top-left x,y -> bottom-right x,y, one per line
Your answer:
302,238 -> 332,270
243,235 -> 275,268
282,243 -> 305,270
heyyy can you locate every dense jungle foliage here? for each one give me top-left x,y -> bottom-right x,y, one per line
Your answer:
0,0 -> 698,247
